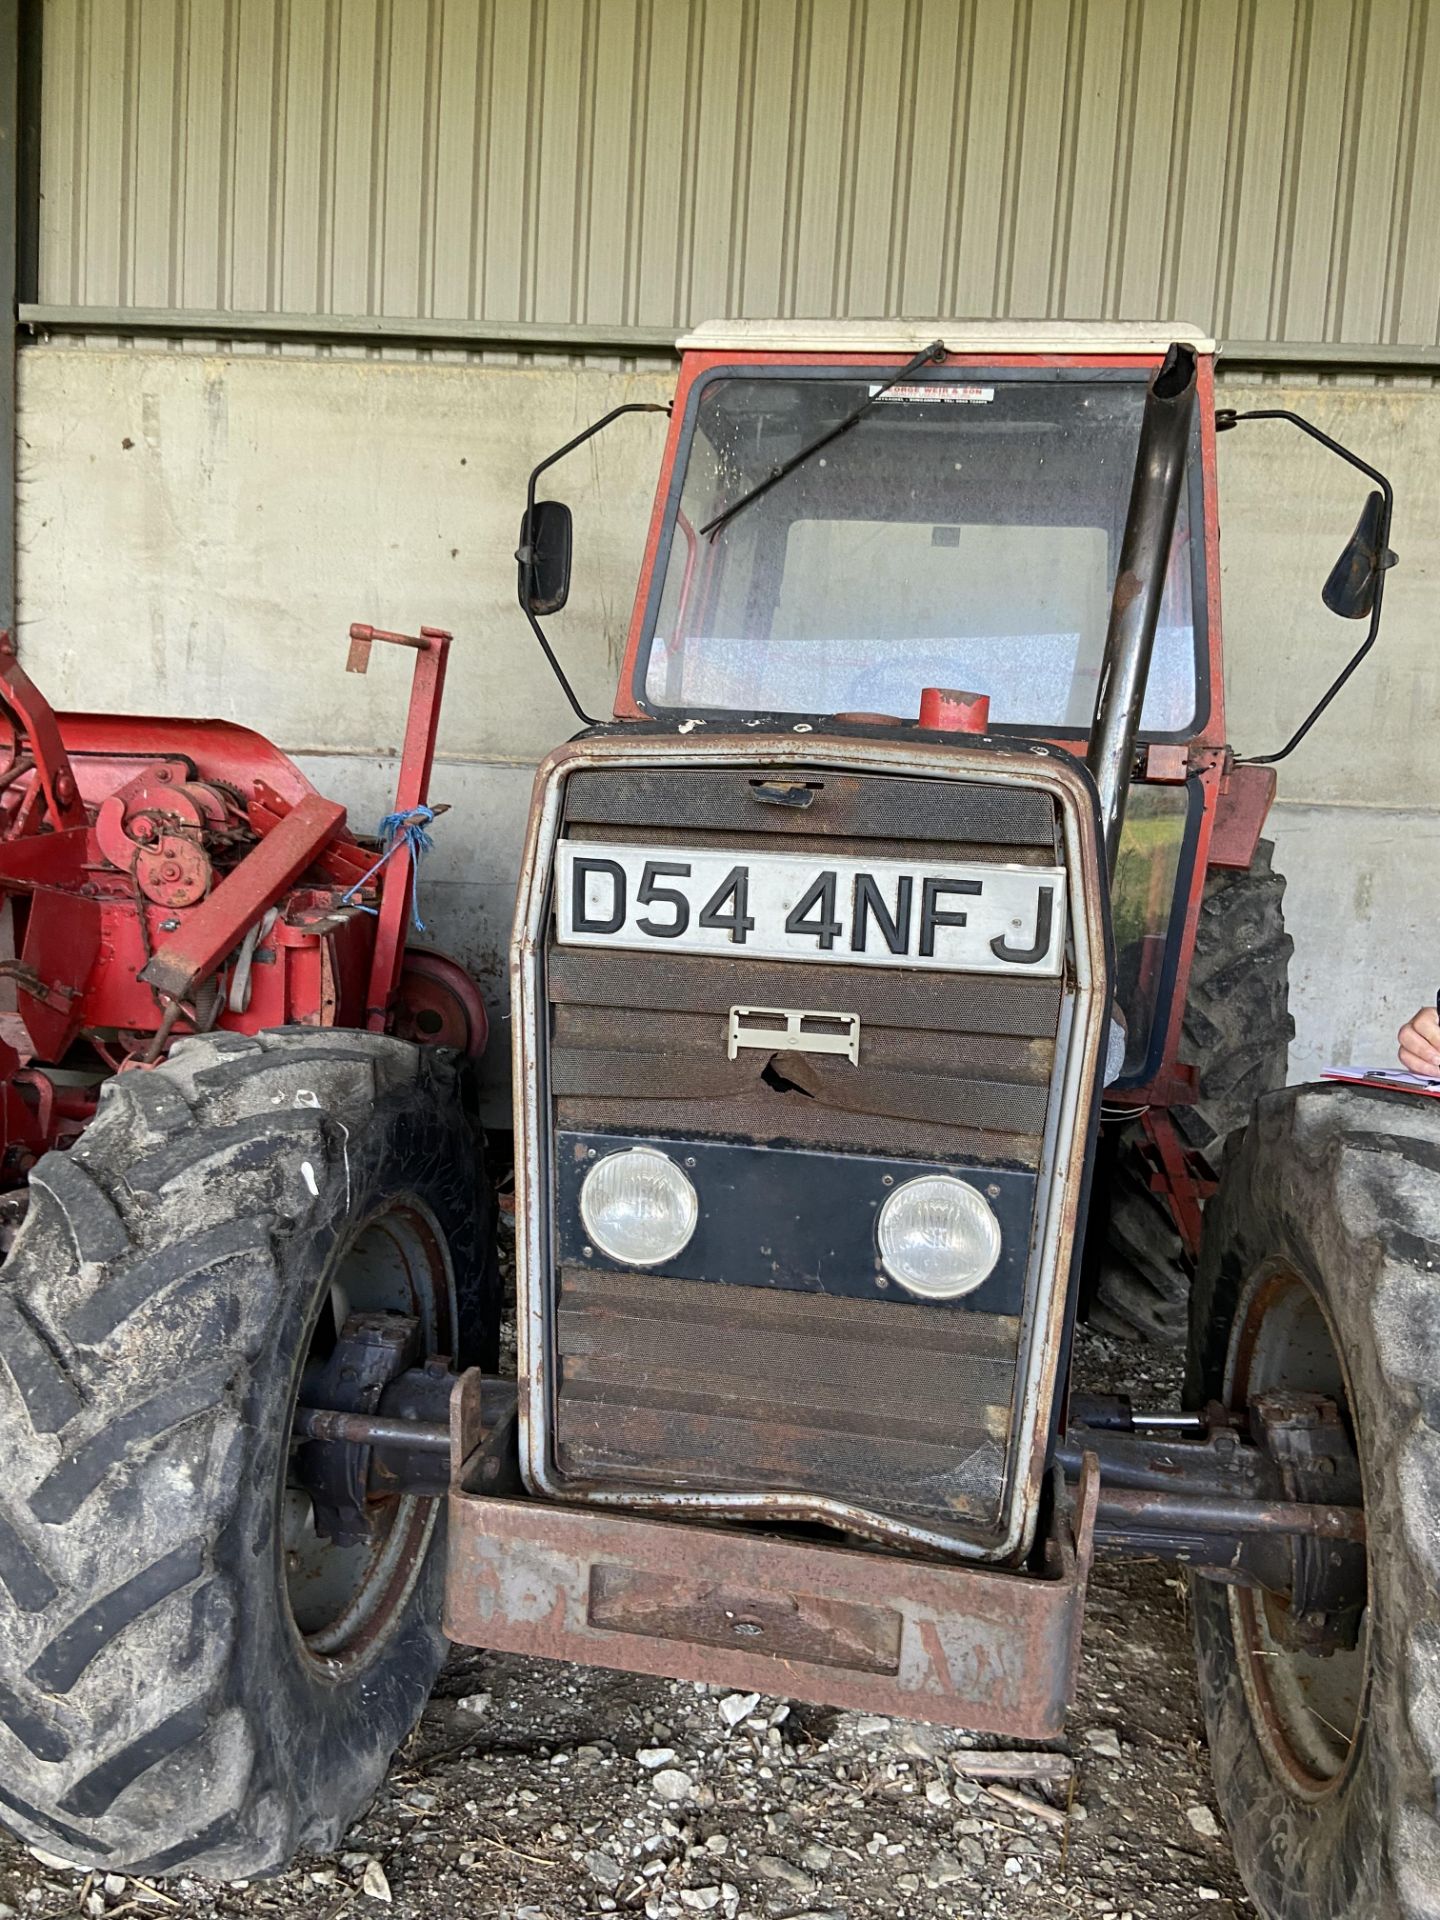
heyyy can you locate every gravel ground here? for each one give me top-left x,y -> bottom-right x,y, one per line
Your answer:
0,1332 -> 1256,1920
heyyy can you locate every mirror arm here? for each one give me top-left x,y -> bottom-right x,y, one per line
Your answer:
519,593 -> 594,729
519,403 -> 672,729
1216,407 -> 1395,767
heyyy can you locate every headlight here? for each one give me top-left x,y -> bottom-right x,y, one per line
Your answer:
580,1146 -> 699,1267
877,1175 -> 1002,1300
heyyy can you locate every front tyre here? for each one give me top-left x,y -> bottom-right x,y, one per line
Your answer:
1187,1083 -> 1440,1920
0,1029 -> 497,1878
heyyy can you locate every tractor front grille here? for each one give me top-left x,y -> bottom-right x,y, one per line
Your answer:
548,946 -> 1059,1166
514,743 -> 1105,1560
552,1266 -> 1021,1529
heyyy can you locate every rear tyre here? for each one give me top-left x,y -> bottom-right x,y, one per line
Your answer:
1093,839 -> 1294,1343
1186,1083 -> 1440,1920
0,1029 -> 497,1877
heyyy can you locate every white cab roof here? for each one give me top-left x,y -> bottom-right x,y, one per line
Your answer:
677,319 -> 1216,355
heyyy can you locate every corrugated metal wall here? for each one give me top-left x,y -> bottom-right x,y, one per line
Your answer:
34,0 -> 1440,353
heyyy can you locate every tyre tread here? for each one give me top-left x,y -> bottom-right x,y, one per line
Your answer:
28,1542 -> 207,1695
27,1367 -> 229,1526
1096,840 -> 1293,1342
0,1026 -> 490,1876
0,1295 -> 82,1432
58,1699 -> 214,1820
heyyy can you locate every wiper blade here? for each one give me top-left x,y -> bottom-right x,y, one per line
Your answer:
698,338 -> 947,539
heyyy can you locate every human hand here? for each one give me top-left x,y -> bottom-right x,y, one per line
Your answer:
1398,1005 -> 1440,1075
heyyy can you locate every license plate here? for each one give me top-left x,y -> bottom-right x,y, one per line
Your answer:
556,841 -> 1065,975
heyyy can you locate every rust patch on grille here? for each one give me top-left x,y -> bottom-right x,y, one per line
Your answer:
556,1088 -> 1040,1167
548,945 -> 1062,1036
554,1270 -> 1017,1527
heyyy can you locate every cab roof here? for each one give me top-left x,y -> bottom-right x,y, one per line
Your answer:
677,318 -> 1216,356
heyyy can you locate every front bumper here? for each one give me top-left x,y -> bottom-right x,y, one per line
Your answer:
445,1448 -> 1099,1737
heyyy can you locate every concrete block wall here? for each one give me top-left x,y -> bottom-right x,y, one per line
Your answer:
15,346 -> 1438,1108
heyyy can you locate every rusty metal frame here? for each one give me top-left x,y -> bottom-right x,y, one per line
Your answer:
510,730 -> 1110,1565
1208,760 -> 1278,871
446,1452 -> 1100,1736
1155,1108 -> 1214,1255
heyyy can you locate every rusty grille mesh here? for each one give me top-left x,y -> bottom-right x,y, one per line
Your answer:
562,766 -> 1058,847
556,1269 -> 1019,1525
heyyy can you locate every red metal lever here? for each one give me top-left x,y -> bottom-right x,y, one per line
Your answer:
345,624 -> 454,1031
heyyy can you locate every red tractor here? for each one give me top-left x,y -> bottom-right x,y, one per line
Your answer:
0,320 -> 1427,1920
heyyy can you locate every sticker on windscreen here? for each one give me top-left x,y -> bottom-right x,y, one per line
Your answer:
868,383 -> 995,404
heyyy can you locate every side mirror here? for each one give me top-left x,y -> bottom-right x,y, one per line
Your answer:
513,401 -> 668,725
1215,403 -> 1396,763
516,500 -> 573,616
1322,490 -> 1397,620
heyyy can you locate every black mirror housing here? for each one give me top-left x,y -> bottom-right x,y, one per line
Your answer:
1322,490 -> 1397,620
517,500 -> 573,616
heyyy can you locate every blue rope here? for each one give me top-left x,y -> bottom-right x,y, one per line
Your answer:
339,804 -> 435,933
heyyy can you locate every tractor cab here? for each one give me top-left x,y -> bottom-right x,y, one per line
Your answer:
613,321 -> 1220,1096
624,321 -> 1208,742
495,313 -> 1390,1568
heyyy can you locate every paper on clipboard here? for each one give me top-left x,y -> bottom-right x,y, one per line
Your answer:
1322,1065 -> 1440,1099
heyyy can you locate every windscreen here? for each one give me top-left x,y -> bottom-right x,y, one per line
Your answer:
640,370 -> 1200,735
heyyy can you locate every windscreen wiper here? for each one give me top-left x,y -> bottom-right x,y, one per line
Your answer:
699,338 -> 947,539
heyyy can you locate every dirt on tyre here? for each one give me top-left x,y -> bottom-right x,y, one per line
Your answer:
0,1028 -> 497,1878
1186,1081 -> 1440,1920
1094,838 -> 1294,1343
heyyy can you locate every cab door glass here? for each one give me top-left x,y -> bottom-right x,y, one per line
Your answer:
1112,782 -> 1193,1078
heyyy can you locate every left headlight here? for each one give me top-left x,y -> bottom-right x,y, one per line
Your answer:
580,1146 -> 699,1267
877,1174 -> 1002,1301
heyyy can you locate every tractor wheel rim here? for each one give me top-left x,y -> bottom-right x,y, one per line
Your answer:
282,1200 -> 453,1674
1225,1262 -> 1371,1799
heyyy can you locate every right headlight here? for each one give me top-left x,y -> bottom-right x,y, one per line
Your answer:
877,1175 -> 1002,1301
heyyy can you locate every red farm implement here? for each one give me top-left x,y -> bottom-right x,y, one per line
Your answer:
0,619 -> 483,1185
